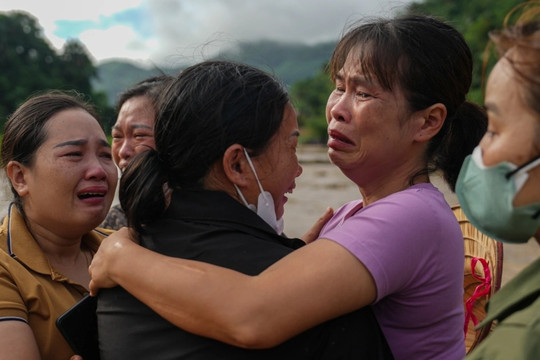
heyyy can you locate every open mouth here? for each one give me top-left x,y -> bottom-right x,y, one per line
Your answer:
77,192 -> 105,200
286,183 -> 296,195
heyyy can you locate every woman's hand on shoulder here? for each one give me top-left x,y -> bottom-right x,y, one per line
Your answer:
301,207 -> 334,244
88,227 -> 138,295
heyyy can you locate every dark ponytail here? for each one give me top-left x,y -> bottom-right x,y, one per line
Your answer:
429,101 -> 487,191
120,149 -> 168,234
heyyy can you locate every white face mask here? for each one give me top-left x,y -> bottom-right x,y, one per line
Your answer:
233,148 -> 284,234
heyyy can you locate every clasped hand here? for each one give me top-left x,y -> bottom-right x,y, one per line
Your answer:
88,227 -> 137,295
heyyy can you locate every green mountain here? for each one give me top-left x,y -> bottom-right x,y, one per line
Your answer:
91,60 -> 180,106
93,40 -> 336,106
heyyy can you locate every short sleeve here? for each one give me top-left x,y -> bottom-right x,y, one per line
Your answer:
321,186 -> 459,301
0,252 -> 28,322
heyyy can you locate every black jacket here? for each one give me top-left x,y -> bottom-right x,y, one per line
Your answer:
98,189 -> 393,360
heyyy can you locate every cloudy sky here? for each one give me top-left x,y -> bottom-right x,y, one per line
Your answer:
0,0 -> 415,67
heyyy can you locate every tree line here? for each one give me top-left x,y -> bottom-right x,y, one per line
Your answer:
0,11 -> 113,131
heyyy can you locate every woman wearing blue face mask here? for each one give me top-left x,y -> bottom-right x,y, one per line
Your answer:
457,3 -> 540,359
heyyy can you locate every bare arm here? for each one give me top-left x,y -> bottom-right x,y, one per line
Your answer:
0,321 -> 41,360
89,228 -> 376,348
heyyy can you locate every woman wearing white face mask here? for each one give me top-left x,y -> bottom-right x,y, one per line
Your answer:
457,3 -> 540,359
95,60 -> 393,359
90,16 -> 489,359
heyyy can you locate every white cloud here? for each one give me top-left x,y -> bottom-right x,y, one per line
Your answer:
0,0 -> 415,65
78,25 -> 157,64
145,0 -> 415,65
0,0 -> 143,20
0,0 -> 145,53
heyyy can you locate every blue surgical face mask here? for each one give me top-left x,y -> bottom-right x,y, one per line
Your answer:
233,148 -> 284,235
456,146 -> 540,244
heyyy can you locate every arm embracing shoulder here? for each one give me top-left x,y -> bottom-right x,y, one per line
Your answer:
91,233 -> 376,348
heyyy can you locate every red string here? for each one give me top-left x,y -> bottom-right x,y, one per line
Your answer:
464,257 -> 491,338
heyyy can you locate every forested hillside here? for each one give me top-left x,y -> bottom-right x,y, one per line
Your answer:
0,11 -> 112,127
407,0 -> 525,101
93,41 -> 335,105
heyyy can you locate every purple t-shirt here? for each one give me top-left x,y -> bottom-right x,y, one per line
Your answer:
320,183 -> 465,360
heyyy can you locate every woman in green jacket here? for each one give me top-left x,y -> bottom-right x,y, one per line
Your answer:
457,3 -> 540,359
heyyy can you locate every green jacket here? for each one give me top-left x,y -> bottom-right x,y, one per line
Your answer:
466,256 -> 540,359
